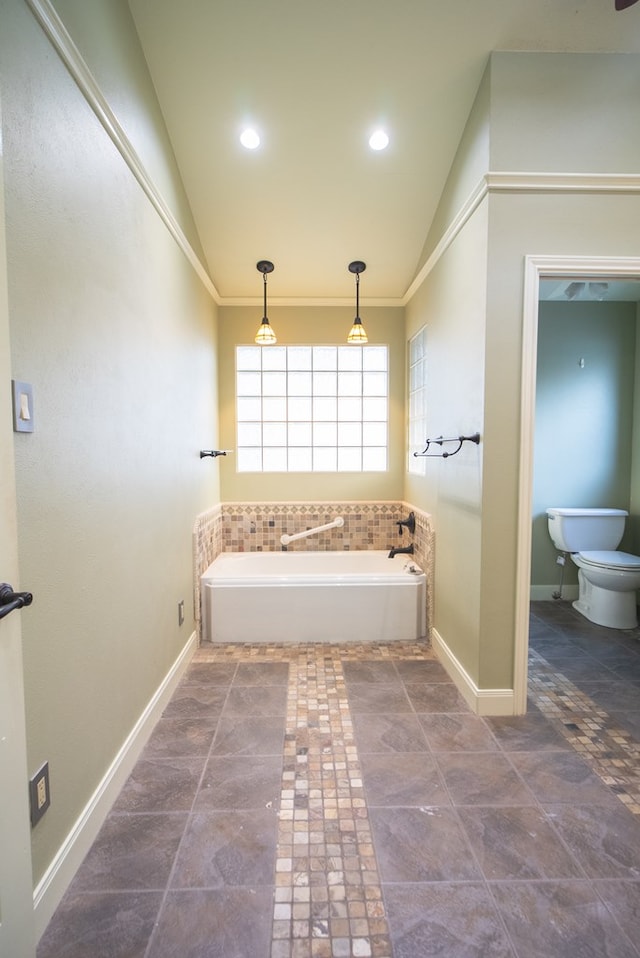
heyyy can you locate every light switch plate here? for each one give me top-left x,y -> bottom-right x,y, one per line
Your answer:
11,380 -> 34,433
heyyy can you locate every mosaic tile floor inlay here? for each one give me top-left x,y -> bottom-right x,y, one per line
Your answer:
193,643 -> 427,958
272,649 -> 391,958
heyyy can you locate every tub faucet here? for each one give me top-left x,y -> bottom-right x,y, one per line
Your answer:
388,543 -> 414,559
396,511 -> 416,536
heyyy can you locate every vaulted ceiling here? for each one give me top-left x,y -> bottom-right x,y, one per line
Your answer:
127,0 -> 640,303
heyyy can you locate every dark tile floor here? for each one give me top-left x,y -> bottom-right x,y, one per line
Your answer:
529,600 -> 640,814
37,604 -> 640,958
529,599 -> 640,742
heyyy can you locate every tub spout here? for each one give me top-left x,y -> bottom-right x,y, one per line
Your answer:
388,544 -> 414,559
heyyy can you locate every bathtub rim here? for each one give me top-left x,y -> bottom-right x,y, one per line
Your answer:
200,549 -> 425,588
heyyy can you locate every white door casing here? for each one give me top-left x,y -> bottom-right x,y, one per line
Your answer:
515,254 -> 640,713
0,97 -> 36,958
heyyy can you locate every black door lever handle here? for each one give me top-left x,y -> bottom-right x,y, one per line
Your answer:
0,582 -> 33,620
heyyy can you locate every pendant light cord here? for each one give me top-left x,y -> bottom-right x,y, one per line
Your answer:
263,269 -> 268,320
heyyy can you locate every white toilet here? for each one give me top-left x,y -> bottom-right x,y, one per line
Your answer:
546,507 -> 640,629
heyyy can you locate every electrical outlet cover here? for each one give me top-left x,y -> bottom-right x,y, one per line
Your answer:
29,762 -> 50,827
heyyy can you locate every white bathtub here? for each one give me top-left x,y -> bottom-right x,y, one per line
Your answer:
200,550 -> 427,644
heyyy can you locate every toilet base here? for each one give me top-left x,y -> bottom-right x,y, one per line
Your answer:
573,574 -> 638,629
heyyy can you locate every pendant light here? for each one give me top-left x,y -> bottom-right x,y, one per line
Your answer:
255,260 -> 277,344
347,260 -> 368,344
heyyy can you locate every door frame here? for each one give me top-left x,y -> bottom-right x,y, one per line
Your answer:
514,254 -> 640,712
0,96 -> 36,957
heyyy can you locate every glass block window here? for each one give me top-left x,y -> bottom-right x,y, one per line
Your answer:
408,325 -> 427,475
236,345 -> 388,472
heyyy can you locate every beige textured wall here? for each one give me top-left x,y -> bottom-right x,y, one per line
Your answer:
218,304 -> 406,502
50,0 -> 206,261
404,51 -> 640,693
482,190 -> 640,687
489,52 -> 640,173
478,51 -> 640,689
405,205 -> 488,685
415,61 -> 490,276
2,0 -> 219,886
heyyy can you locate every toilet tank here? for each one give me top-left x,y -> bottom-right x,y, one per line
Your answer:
546,508 -> 628,552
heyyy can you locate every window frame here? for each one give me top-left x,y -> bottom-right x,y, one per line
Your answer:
235,343 -> 390,473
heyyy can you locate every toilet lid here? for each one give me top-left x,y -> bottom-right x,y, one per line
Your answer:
577,550 -> 640,571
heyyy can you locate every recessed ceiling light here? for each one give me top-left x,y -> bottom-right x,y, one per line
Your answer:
240,128 -> 260,150
369,129 -> 389,151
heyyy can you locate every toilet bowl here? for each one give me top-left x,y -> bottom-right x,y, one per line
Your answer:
571,551 -> 640,629
546,508 -> 640,629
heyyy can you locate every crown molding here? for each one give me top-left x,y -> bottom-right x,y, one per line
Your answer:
486,171 -> 640,193
403,170 -> 640,305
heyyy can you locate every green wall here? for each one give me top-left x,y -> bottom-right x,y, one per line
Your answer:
531,302 -> 637,594
631,324 -> 640,547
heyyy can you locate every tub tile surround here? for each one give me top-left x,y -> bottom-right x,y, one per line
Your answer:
193,502 -> 434,640
219,502 -> 424,555
192,503 -> 222,635
38,629 -> 640,958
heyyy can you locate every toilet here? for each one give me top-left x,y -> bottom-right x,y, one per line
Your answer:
546,507 -> 640,630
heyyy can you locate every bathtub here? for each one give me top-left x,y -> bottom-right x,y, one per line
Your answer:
200,550 -> 427,644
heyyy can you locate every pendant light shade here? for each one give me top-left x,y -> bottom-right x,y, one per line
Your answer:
255,260 -> 276,344
347,260 -> 368,344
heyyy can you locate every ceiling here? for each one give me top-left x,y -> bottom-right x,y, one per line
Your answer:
127,0 -> 640,304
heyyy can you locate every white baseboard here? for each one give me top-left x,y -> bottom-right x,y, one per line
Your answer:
33,631 -> 197,941
431,628 -> 517,716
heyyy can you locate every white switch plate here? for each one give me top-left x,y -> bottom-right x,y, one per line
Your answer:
11,380 -> 34,433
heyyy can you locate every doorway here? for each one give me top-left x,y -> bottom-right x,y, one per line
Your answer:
513,254 -> 640,711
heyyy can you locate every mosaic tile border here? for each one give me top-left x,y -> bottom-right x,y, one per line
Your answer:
272,649 -> 392,958
529,647 -> 640,815
193,641 -> 432,664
